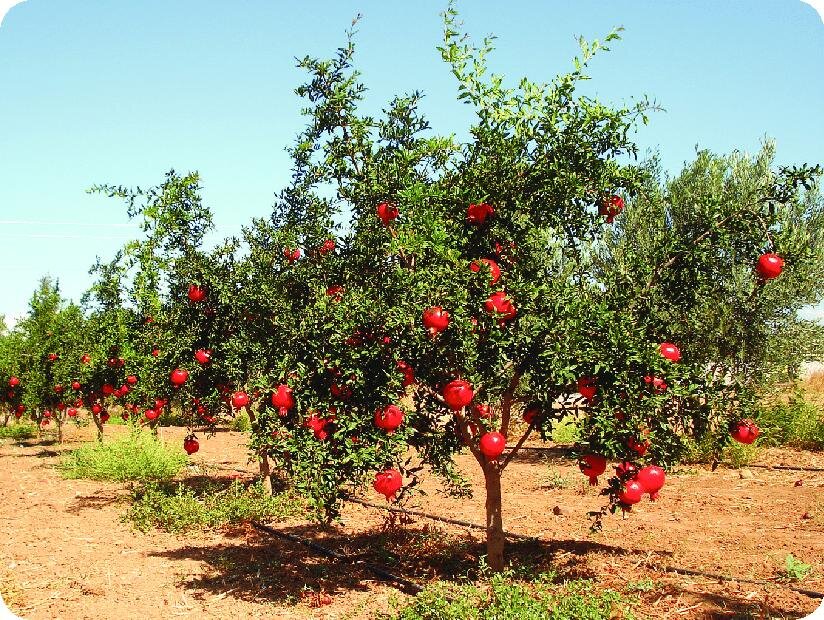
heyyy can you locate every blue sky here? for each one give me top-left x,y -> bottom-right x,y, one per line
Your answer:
1,1 -> 822,325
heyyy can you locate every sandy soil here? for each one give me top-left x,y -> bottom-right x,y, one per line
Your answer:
1,423 -> 822,619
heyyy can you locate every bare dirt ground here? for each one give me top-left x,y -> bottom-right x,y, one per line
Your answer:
1,423 -> 822,619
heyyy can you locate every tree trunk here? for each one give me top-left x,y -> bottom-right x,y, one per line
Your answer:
93,416 -> 103,442
259,451 -> 272,496
246,405 -> 272,496
483,461 -> 505,572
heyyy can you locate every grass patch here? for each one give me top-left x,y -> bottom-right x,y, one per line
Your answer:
722,441 -> 759,468
230,410 -> 252,432
780,554 -> 812,582
124,479 -> 304,533
0,423 -> 37,441
756,389 -> 824,450
550,415 -> 581,444
59,428 -> 186,482
383,571 -> 632,620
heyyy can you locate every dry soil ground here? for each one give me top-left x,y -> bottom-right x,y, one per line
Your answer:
1,424 -> 823,619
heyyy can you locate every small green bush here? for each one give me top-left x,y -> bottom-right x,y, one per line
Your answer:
781,554 -> 812,582
0,423 -> 37,441
125,480 -> 304,533
383,572 -> 630,620
59,428 -> 186,482
550,415 -> 581,444
230,410 -> 252,432
756,391 -> 824,449
723,441 -> 759,468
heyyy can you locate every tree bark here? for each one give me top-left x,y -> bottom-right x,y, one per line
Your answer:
246,405 -> 272,496
483,461 -> 505,572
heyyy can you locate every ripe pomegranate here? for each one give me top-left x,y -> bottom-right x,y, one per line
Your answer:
756,253 -> 784,280
326,285 -> 344,300
155,398 -> 168,410
283,247 -> 301,263
102,384 -> 115,396
577,376 -> 597,401
99,411 -> 110,423
479,432 -> 506,459
469,258 -> 501,285
183,436 -> 199,455
54,384 -> 64,394
730,418 -> 760,444
319,239 -> 336,255
466,202 -> 494,225
374,404 -> 404,433
442,379 -> 474,410
188,284 -> 206,303
422,306 -> 450,336
67,407 -> 78,417
271,384 -> 295,415
231,391 -> 250,410
48,353 -> 58,362
330,383 -> 352,401
8,376 -> 19,388
637,465 -> 666,500
120,412 -> 129,421
71,381 -> 81,390
151,346 -> 160,357
170,368 -> 189,387
126,375 -> 138,385
522,403 -> 540,425
628,435 -> 650,456
615,461 -> 638,479
373,469 -> 403,501
56,402 -> 66,411
191,348 -> 211,366
484,291 -> 516,321
80,354 -> 91,364
659,342 -> 681,363
643,375 -> 667,393
145,408 -> 160,421
396,360 -> 416,387
579,454 -> 607,485
376,202 -> 399,226
474,403 -> 493,419
43,409 -> 52,418
598,195 -> 625,223
619,480 -> 644,505
91,403 -> 103,415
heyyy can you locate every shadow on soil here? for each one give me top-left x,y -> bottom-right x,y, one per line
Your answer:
146,520 -> 677,607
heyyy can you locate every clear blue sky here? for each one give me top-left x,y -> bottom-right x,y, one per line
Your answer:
1,1 -> 822,325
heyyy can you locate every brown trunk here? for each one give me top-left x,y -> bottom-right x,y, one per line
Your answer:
93,416 -> 103,442
57,420 -> 63,444
483,461 -> 505,572
259,451 -> 273,496
246,406 -> 272,496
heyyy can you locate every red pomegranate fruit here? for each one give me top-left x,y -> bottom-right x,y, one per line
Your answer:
170,368 -> 189,387
187,284 -> 206,303
183,436 -> 199,455
422,306 -> 450,335
619,480 -> 645,505
479,432 -> 506,459
442,379 -> 474,410
376,202 -> 399,226
637,465 -> 666,500
730,418 -> 760,444
271,384 -> 295,415
466,202 -> 494,225
756,253 -> 784,280
577,376 -> 597,401
659,342 -> 681,363
373,469 -> 403,501
469,258 -> 501,285
231,391 -> 250,410
579,454 -> 607,486
374,404 -> 404,433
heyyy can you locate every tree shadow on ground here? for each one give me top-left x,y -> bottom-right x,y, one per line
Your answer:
66,490 -> 127,514
146,520 -> 680,607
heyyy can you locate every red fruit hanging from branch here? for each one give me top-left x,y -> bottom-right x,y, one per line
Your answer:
659,342 -> 681,363
577,376 -> 597,401
579,454 -> 607,485
170,368 -> 189,387
466,202 -> 494,225
442,379 -> 474,410
730,418 -> 760,444
469,258 -> 501,285
422,306 -> 450,336
376,202 -> 399,226
374,404 -> 404,433
183,436 -> 199,455
636,465 -> 666,500
599,195 -> 625,223
756,253 -> 784,280
373,469 -> 403,501
231,391 -> 250,410
187,285 -> 206,303
484,291 -> 517,322
271,384 -> 295,416
479,432 -> 506,459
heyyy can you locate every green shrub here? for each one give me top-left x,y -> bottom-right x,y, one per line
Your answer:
756,390 -> 824,449
230,410 -> 252,432
550,415 -> 581,444
59,428 -> 186,482
125,480 -> 304,533
383,572 -> 630,620
0,423 -> 37,441
723,441 -> 759,468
